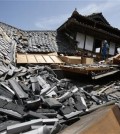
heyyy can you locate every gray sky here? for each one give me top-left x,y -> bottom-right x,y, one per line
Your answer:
0,0 -> 120,30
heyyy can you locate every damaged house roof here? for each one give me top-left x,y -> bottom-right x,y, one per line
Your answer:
0,22 -> 76,55
0,10 -> 120,64
0,26 -> 16,64
57,10 -> 120,44
0,11 -> 120,134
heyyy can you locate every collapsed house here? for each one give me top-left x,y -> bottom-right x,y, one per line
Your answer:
1,10 -> 120,64
58,10 -> 120,57
0,10 -> 120,134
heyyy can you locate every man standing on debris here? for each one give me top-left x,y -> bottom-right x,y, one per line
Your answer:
101,40 -> 109,60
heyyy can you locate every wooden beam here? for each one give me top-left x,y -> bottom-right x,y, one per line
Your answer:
50,56 -> 63,63
26,55 -> 37,63
35,55 -> 46,63
43,55 -> 54,63
17,54 -> 27,63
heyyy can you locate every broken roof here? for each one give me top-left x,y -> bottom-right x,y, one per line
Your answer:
1,10 -> 120,58
0,22 -> 76,54
57,10 -> 120,43
0,26 -> 15,64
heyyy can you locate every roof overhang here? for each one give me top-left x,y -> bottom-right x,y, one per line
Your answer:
58,18 -> 120,44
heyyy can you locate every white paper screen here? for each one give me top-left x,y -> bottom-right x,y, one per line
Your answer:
76,33 -> 85,49
85,36 -> 94,51
109,42 -> 115,55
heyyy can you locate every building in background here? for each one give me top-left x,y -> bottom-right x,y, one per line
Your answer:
0,9 -> 120,62
57,10 -> 120,57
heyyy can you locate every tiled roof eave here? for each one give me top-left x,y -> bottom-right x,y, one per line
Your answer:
67,19 -> 120,40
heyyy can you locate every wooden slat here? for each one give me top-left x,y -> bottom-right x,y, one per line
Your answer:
26,55 -> 37,63
17,53 -> 64,64
50,56 -> 63,63
35,55 -> 46,63
60,65 -> 110,75
17,54 -> 27,63
60,66 -> 88,74
43,55 -> 54,63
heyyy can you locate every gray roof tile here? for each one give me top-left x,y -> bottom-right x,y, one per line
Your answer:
0,22 -> 76,54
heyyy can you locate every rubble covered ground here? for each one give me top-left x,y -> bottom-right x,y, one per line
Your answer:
0,20 -> 120,134
0,64 -> 119,134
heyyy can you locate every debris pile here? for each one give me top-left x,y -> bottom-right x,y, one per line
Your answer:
113,53 -> 120,64
0,12 -> 120,134
0,27 -> 16,64
0,65 -> 119,134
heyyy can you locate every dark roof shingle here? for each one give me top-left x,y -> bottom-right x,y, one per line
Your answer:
0,22 -> 76,54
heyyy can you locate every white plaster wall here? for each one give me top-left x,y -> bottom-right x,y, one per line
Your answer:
76,33 -> 85,49
85,36 -> 94,51
109,42 -> 115,55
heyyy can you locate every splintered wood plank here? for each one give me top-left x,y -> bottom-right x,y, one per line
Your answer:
17,54 -> 27,63
85,67 -> 110,71
60,66 -> 88,74
35,55 -> 46,63
26,54 -> 37,63
50,56 -> 63,63
43,55 -> 54,63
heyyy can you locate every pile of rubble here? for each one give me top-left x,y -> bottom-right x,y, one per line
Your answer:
0,65 -> 120,134
0,27 -> 16,64
60,63 -> 120,80
1,16 -> 120,134
0,22 -> 76,54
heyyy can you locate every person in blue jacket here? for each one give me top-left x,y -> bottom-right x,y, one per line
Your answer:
101,40 -> 109,60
